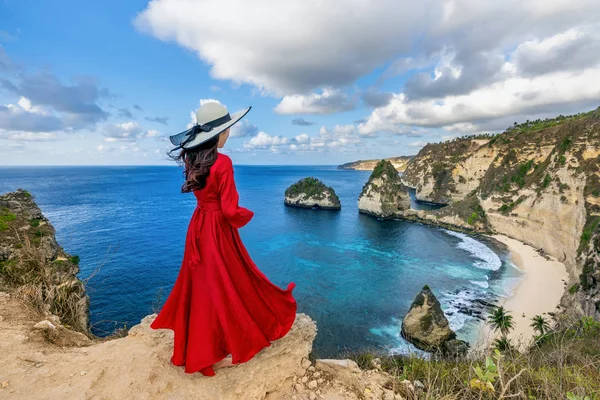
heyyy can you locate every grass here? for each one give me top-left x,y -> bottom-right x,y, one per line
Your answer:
341,316 -> 600,399
578,216 -> 599,255
569,284 -> 580,294
1,234 -> 90,334
0,210 -> 17,231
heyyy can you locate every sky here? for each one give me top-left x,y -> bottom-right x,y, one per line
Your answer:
0,0 -> 599,166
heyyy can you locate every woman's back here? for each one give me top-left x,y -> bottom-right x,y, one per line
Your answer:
192,152 -> 227,205
151,151 -> 297,377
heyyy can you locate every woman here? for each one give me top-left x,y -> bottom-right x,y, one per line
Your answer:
150,102 -> 297,376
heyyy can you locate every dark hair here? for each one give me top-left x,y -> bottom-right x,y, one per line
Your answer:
168,135 -> 220,192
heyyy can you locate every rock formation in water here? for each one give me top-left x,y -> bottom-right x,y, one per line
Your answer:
401,285 -> 464,353
284,177 -> 341,210
0,189 -> 89,332
358,159 -> 411,218
338,155 -> 414,172
401,107 -> 600,322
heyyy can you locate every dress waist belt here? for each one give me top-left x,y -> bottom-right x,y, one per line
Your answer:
196,202 -> 221,212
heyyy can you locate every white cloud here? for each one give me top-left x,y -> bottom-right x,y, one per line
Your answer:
244,131 -> 289,150
5,132 -> 58,141
359,57 -> 600,134
146,129 -> 161,138
0,97 -> 63,134
134,0 -> 430,96
241,127 -> 363,154
135,0 -> 600,135
294,133 -> 310,144
230,120 -> 258,138
102,121 -> 144,142
408,140 -> 429,147
274,88 -> 357,115
513,26 -> 600,76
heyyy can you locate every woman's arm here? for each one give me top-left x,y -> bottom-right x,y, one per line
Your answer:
218,155 -> 254,228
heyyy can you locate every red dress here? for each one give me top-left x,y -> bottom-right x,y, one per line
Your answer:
150,153 -> 297,376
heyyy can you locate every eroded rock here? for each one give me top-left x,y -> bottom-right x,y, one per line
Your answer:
358,160 -> 410,218
284,177 -> 341,210
401,285 -> 456,352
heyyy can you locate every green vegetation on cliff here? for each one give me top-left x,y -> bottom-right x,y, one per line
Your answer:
285,177 -> 341,207
360,159 -> 403,196
0,189 -> 90,334
403,138 -> 487,204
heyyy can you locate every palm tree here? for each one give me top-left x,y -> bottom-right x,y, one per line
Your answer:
530,315 -> 550,336
493,337 -> 512,352
487,306 -> 514,336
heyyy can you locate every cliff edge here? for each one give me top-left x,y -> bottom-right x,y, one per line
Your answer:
338,156 -> 414,172
0,189 -> 89,333
401,107 -> 600,322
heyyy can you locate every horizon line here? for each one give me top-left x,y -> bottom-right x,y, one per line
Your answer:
0,164 -> 346,167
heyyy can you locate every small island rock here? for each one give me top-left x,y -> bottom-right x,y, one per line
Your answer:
284,177 -> 341,210
358,159 -> 410,218
401,285 -> 456,352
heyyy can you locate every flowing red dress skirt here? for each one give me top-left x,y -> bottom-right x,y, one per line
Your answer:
150,153 -> 297,376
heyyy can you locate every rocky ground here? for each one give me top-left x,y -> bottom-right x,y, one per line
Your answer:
0,291 -> 418,400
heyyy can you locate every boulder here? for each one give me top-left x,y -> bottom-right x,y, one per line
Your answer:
284,177 -> 341,210
401,285 -> 456,352
34,320 -> 57,331
442,339 -> 470,359
358,160 -> 410,218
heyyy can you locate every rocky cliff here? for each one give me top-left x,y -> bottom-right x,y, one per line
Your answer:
358,160 -> 411,218
338,156 -> 414,172
284,177 -> 341,210
401,285 -> 468,357
0,189 -> 89,332
401,108 -> 600,321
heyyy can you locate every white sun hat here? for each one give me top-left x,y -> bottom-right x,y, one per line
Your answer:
169,102 -> 251,151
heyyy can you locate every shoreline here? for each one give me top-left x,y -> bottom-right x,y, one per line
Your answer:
474,234 -> 569,351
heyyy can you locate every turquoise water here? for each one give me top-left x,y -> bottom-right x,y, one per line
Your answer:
0,165 -> 522,357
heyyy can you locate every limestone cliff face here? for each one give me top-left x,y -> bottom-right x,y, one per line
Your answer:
358,160 -> 411,218
402,108 -> 600,320
284,177 -> 341,210
0,189 -> 89,332
338,155 -> 414,172
402,139 -> 494,204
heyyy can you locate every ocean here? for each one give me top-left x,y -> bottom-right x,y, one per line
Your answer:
0,165 -> 522,357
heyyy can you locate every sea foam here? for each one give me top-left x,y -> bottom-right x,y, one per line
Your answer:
444,230 -> 502,271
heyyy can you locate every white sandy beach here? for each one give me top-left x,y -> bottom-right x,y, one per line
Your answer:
475,235 -> 569,351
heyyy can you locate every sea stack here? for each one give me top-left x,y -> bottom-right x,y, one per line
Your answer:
357,159 -> 410,218
284,177 -> 341,210
401,285 -> 464,354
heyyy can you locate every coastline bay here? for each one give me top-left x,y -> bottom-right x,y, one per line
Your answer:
1,165 -> 524,357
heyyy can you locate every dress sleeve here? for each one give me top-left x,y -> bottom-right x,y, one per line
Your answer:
218,156 -> 254,228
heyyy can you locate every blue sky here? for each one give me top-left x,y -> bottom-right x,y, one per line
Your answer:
1,0 -> 599,165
